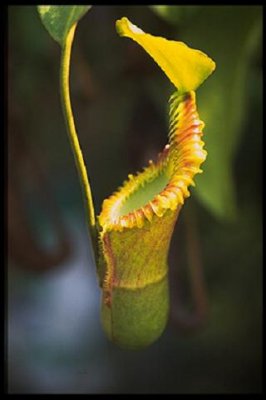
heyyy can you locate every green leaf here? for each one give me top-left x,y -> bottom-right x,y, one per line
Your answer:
152,6 -> 262,221
185,7 -> 262,221
37,5 -> 91,46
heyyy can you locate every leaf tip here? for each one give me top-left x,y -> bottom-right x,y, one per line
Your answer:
116,17 -> 144,38
37,5 -> 51,17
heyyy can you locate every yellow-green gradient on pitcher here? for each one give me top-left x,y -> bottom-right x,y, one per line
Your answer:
98,18 -> 216,349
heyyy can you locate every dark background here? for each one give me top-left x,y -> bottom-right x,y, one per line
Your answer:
8,6 -> 262,394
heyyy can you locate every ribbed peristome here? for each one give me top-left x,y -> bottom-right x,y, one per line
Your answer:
98,90 -> 207,233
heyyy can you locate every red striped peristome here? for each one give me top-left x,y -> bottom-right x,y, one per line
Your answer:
98,90 -> 207,233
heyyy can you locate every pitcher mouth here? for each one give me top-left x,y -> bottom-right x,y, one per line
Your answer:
98,91 -> 207,233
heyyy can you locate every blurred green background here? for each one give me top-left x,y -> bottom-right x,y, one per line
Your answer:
8,5 -> 262,394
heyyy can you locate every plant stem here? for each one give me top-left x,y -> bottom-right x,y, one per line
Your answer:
60,23 -> 97,255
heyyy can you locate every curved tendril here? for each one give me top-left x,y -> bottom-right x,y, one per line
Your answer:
60,24 -> 97,254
